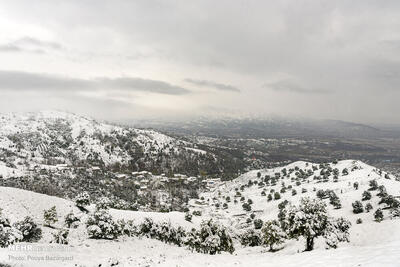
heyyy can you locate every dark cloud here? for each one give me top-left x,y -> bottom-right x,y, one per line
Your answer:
0,70 -> 93,90
0,92 -> 141,122
99,77 -> 190,95
0,37 -> 62,54
16,37 -> 62,50
0,44 -> 23,52
0,70 -> 190,95
266,80 -> 330,94
184,79 -> 240,92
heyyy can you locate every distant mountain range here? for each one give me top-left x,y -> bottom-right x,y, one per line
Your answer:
133,116 -> 389,139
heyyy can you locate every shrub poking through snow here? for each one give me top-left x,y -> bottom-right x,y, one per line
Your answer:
374,208 -> 384,222
185,213 -> 193,222
75,192 -> 90,210
368,180 -> 378,191
153,221 -> 186,246
390,208 -> 400,219
0,226 -> 21,248
138,217 -> 155,236
352,201 -> 364,214
0,209 -> 22,248
329,192 -> 342,209
187,219 -> 234,254
324,217 -> 351,249
282,197 -> 351,251
64,212 -> 80,228
51,229 -> 69,244
353,182 -> 359,190
379,195 -> 400,209
377,185 -> 387,197
136,218 -> 186,246
13,216 -> 42,242
261,220 -> 286,251
316,189 -> 328,199
86,209 -> 121,240
43,206 -> 58,227
277,200 -> 290,229
240,229 -> 262,247
192,210 -> 202,216
117,219 -> 137,237
362,191 -> 372,201
253,219 -> 263,230
242,203 -> 252,212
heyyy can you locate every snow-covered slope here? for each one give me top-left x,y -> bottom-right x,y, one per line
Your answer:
194,160 -> 400,228
0,110 -> 218,178
0,186 -> 198,231
0,160 -> 399,266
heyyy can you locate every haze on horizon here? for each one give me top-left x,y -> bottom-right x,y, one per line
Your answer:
0,0 -> 400,125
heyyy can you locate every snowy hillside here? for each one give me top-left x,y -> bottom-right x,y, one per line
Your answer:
0,110 -> 243,213
0,160 -> 399,266
193,160 -> 400,228
0,186 -> 199,231
0,110 -> 248,211
0,110 -> 216,177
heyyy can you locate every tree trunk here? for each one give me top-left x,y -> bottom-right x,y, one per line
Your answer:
305,237 -> 314,251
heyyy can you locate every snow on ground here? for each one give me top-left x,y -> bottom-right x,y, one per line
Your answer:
1,225 -> 400,267
184,147 -> 207,155
0,187 -> 200,231
0,163 -> 25,179
1,160 -> 400,266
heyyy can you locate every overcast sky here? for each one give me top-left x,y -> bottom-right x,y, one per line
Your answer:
0,0 -> 400,124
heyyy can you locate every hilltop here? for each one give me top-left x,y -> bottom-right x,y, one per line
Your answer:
192,160 -> 400,230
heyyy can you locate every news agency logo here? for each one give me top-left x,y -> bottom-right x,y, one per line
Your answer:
8,244 -> 73,252
8,244 -> 33,251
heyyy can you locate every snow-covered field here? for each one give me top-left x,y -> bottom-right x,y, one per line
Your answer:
2,234 -> 400,267
1,160 -> 400,267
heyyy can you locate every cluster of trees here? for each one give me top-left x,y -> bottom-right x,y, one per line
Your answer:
1,194 -> 87,248
1,200 -> 84,248
85,206 -> 234,255
81,194 -> 234,255
0,209 -> 42,247
240,197 -> 351,252
351,180 -> 400,222
316,189 -> 342,209
86,209 -> 122,240
0,197 -> 352,253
